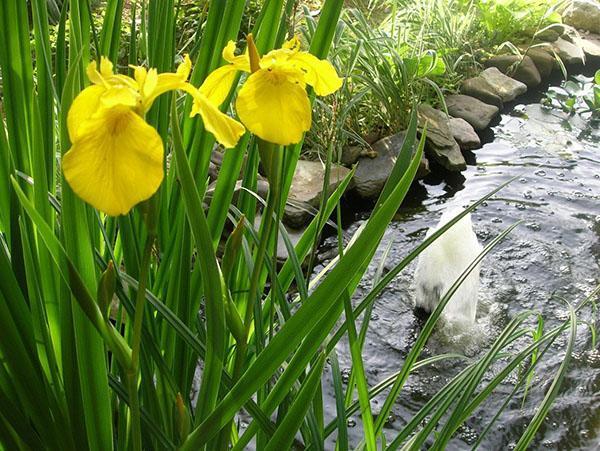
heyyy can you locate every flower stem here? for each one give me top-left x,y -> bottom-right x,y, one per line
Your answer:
127,199 -> 158,451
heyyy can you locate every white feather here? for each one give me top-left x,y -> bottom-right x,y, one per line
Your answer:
413,207 -> 483,327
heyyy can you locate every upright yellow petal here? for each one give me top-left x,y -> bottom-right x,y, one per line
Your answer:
282,36 -> 301,51
236,69 -> 311,145
176,54 -> 192,80
86,61 -> 105,86
62,108 -> 164,216
198,65 -> 239,106
100,57 -> 114,77
190,92 -> 246,148
222,41 -> 251,71
143,68 -> 158,99
288,52 -> 342,96
67,84 -> 106,141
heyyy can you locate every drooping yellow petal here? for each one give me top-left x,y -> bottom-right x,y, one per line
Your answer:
62,108 -> 164,216
222,41 -> 251,71
198,64 -> 240,106
67,84 -> 106,141
236,69 -> 311,145
190,91 -> 246,148
288,52 -> 343,96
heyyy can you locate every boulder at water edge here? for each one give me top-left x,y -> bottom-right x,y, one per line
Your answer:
417,105 -> 467,172
479,67 -> 528,102
353,132 -> 431,199
284,160 -> 351,227
444,95 -> 499,131
460,76 -> 504,109
552,37 -> 585,65
484,54 -> 541,88
449,117 -> 481,151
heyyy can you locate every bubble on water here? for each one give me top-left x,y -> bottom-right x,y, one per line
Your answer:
523,191 -> 533,199
347,418 -> 356,428
519,177 -> 528,183
535,169 -> 547,176
526,222 -> 541,231
341,368 -> 351,384
492,217 -> 503,223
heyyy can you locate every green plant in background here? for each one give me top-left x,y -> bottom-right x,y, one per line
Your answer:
469,0 -> 565,46
0,1 -> 596,450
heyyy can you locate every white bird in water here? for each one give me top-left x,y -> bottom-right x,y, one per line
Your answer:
413,207 -> 483,328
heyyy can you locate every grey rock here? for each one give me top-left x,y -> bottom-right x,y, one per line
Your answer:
444,95 -> 500,131
417,105 -> 467,172
484,55 -> 541,87
552,37 -> 585,65
574,33 -> 600,58
284,160 -> 351,227
341,145 -> 378,166
480,67 -> 528,102
254,214 -> 305,262
205,179 -> 269,207
460,77 -> 504,109
563,0 -> 600,34
208,148 -> 246,182
353,132 -> 431,199
520,48 -> 555,79
449,117 -> 481,151
536,28 -> 561,42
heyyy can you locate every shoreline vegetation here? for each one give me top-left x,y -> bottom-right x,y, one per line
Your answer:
0,0 -> 598,450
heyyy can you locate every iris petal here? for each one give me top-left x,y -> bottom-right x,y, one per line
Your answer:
62,108 -> 164,216
190,92 -> 246,148
222,41 -> 251,71
67,85 -> 105,141
236,69 -> 311,145
198,64 -> 240,106
288,52 -> 343,96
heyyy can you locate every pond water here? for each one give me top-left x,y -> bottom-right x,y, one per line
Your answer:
319,72 -> 600,449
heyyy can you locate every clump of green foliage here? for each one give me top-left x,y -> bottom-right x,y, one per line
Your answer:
544,70 -> 600,116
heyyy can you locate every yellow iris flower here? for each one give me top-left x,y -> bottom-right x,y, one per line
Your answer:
199,36 -> 343,146
63,55 -> 245,216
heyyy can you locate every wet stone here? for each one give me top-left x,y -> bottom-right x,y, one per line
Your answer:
449,117 -> 481,150
484,54 -> 542,88
353,131 -> 431,199
520,48 -> 556,79
480,67 -> 528,102
460,76 -> 504,108
284,160 -> 351,227
574,33 -> 600,58
417,104 -> 467,171
552,37 -> 585,65
444,94 -> 500,131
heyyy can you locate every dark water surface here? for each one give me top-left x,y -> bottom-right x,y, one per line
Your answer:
319,77 -> 600,449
